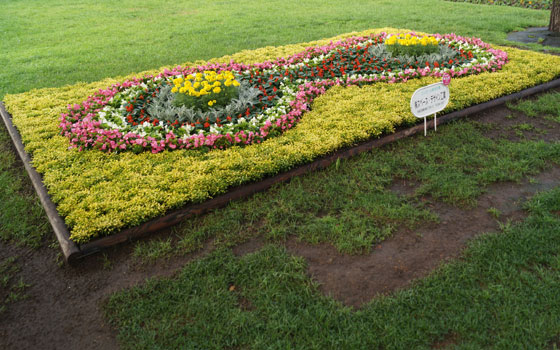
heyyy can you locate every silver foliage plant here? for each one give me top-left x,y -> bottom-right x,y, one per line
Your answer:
147,80 -> 263,125
368,44 -> 459,66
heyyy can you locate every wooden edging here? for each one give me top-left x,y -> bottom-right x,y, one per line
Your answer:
0,102 -> 82,263
2,78 -> 560,264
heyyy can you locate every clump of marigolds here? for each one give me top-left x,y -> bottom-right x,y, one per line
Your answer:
384,33 -> 440,57
171,70 -> 241,111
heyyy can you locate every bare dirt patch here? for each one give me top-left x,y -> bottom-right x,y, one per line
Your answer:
0,236 -> 215,350
284,165 -> 560,308
431,332 -> 459,349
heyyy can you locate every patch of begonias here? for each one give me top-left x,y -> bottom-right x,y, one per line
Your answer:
60,32 -> 508,154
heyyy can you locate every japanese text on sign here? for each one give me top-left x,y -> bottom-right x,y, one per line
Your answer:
410,83 -> 450,118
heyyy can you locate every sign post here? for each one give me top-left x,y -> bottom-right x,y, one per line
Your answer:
410,79 -> 450,136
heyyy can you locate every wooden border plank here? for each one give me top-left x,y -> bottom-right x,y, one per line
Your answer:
2,78 -> 560,263
0,102 -> 81,263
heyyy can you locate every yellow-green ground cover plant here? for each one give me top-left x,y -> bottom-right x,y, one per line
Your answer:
3,28 -> 560,243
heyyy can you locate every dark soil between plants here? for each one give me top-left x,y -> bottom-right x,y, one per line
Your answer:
1,89 -> 560,349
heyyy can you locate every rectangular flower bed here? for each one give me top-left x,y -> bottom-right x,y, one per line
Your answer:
2,28 -> 560,253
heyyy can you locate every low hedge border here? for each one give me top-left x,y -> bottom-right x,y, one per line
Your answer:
445,0 -> 552,10
3,28 -> 560,247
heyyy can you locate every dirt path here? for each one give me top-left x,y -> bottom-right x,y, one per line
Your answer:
1,95 -> 560,349
284,165 -> 560,308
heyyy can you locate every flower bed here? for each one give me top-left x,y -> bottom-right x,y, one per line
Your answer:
446,0 -> 552,10
60,32 -> 507,154
4,28 -> 560,243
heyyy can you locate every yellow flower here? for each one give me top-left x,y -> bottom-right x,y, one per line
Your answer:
170,70 -> 239,99
385,36 -> 397,45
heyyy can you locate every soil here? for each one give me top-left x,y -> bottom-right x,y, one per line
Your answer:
1,88 -> 560,349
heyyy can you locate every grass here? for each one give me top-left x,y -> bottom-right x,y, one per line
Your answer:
132,117 -> 560,260
0,0 -> 555,100
0,125 -> 49,248
508,92 -> 560,118
105,186 -> 560,350
487,207 -> 502,218
1,0 -> 560,348
0,256 -> 30,314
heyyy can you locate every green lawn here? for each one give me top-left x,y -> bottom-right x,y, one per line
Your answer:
107,187 -> 560,349
2,0 -> 560,348
0,0 -> 554,99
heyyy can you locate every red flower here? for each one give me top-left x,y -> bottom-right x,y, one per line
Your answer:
204,122 -> 210,128
126,105 -> 134,112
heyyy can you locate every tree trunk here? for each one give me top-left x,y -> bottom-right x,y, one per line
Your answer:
551,0 -> 560,33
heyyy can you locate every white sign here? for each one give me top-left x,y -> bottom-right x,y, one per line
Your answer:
410,82 -> 450,136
